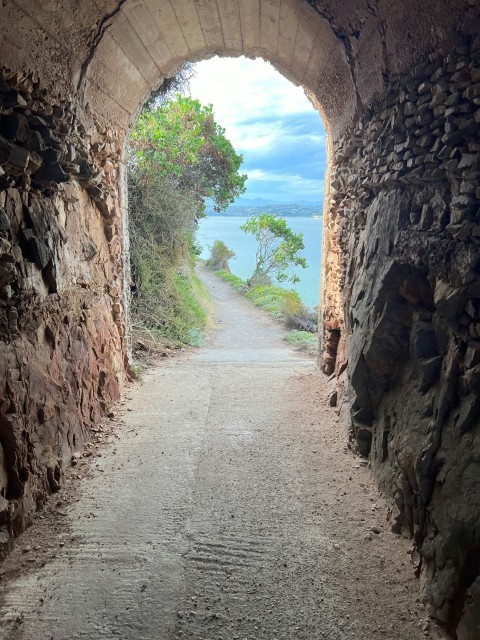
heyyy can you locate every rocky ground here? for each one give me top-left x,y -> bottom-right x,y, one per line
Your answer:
0,267 -> 448,640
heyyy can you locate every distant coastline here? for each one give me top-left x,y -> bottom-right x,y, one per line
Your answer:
206,203 -> 323,218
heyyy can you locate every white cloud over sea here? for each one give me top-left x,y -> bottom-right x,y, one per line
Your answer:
189,57 -> 327,204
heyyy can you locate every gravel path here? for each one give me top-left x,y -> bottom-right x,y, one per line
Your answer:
0,266 -> 432,640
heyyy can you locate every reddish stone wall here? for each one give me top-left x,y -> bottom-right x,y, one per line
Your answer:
0,69 -> 127,556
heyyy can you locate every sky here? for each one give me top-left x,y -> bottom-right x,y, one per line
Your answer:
189,56 -> 327,205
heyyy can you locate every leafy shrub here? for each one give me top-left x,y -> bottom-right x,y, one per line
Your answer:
282,297 -> 318,332
245,285 -> 301,319
206,240 -> 236,271
247,271 -> 272,287
282,294 -> 304,322
186,327 -> 206,347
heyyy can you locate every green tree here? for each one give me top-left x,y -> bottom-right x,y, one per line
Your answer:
240,213 -> 307,284
129,94 -> 247,215
207,240 -> 236,272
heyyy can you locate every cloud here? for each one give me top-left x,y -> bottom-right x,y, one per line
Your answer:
245,169 -> 325,202
189,56 -> 326,204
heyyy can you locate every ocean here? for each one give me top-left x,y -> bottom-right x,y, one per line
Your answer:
197,216 -> 323,309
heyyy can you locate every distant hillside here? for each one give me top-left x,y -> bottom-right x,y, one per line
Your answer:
232,197 -> 284,207
206,203 -> 323,218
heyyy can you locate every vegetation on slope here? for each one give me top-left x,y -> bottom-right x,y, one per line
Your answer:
213,270 -> 318,350
127,88 -> 246,353
207,223 -> 317,351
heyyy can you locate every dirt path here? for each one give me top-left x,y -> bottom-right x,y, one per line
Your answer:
0,267 -> 433,640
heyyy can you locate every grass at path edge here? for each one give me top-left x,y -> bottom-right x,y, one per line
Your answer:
212,269 -> 318,352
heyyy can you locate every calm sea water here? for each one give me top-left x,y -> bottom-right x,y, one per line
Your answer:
197,216 -> 323,308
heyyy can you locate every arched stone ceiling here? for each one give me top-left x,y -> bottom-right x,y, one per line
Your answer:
81,0 -> 355,136
0,1 -> 469,140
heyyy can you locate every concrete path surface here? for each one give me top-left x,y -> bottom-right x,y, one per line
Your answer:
0,267 -> 430,640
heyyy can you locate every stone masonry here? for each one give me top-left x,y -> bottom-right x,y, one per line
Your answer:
322,32 -> 480,636
0,68 -> 127,556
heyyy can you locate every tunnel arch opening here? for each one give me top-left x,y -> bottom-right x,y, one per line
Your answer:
81,0 -> 350,375
123,53 -> 329,356
0,1 -> 479,636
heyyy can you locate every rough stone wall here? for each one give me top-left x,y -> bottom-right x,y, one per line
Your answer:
325,33 -> 480,637
0,1 -> 478,636
0,69 -> 127,557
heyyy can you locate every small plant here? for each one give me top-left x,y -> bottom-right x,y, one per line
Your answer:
215,271 -> 248,292
186,327 -> 206,347
284,330 -> 318,352
207,240 -> 236,271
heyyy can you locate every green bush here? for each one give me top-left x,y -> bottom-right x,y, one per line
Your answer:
206,240 -> 236,271
186,327 -> 206,347
282,297 -> 318,332
247,271 -> 272,287
245,285 -> 301,319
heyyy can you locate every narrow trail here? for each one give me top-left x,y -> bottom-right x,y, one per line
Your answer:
0,267 -> 429,640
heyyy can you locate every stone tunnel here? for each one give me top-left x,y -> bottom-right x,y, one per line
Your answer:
0,0 -> 479,636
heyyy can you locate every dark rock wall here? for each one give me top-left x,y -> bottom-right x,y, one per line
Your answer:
327,34 -> 480,636
0,70 -> 127,557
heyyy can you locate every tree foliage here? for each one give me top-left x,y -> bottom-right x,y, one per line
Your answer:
129,95 -> 247,215
240,213 -> 307,284
127,92 -> 246,350
206,240 -> 236,272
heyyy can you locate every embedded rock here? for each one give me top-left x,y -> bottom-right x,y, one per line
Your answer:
0,69 -> 127,559
324,32 -> 480,636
